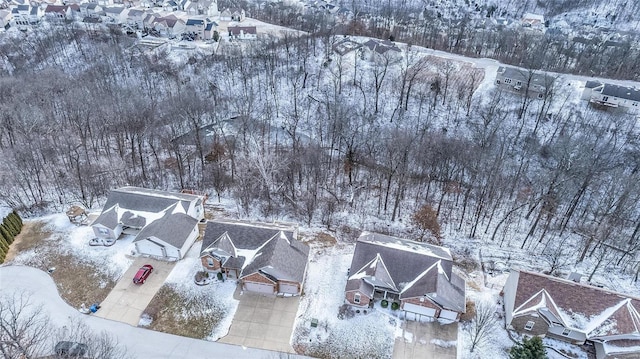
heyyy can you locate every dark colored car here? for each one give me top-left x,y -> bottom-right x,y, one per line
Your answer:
54,341 -> 88,357
133,264 -> 154,284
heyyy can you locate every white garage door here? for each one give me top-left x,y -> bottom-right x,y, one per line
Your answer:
279,283 -> 299,295
244,281 -> 275,295
439,310 -> 458,321
136,240 -> 166,258
403,303 -> 437,317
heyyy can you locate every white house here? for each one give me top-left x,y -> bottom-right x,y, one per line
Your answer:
92,187 -> 205,260
220,7 -> 244,22
0,10 -> 13,29
228,25 -> 256,40
582,80 -> 640,113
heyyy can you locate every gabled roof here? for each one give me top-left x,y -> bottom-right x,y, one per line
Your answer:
587,81 -> 640,102
497,66 -> 554,88
201,220 -> 309,283
186,18 -> 204,26
134,206 -> 198,248
346,232 -> 464,311
228,26 -> 256,35
509,270 -> 640,336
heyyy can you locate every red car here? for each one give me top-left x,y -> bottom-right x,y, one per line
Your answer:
133,264 -> 154,284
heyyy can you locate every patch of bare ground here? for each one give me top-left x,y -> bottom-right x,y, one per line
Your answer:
4,221 -> 50,261
143,285 -> 225,339
305,232 -> 338,248
7,220 -> 116,308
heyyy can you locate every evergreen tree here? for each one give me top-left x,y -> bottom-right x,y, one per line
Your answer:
510,336 -> 547,359
4,217 -> 18,236
12,210 -> 23,226
0,245 -> 6,264
0,235 -> 9,252
0,224 -> 13,244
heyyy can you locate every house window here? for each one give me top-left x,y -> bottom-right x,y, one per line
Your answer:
524,321 -> 535,331
516,81 -> 522,86
504,78 -> 512,84
562,328 -> 571,336
206,257 -> 214,266
633,102 -> 638,107
603,96 -> 609,102
97,227 -> 109,236
354,293 -> 361,304
537,93 -> 544,99
496,80 -> 501,84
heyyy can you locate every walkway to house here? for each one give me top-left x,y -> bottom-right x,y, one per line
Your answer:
393,319 -> 458,359
219,287 -> 300,353
95,257 -> 174,326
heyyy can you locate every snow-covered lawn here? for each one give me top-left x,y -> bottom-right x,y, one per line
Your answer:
292,244 -> 400,358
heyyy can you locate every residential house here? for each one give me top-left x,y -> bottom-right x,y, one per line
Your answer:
220,7 -> 244,22
153,15 -> 185,38
92,187 -> 205,260
10,4 -> 31,28
79,3 -> 102,18
522,13 -> 544,30
495,66 -> 555,99
344,232 -> 466,321
28,4 -> 43,23
162,0 -> 178,11
361,39 -> 402,63
102,6 -> 127,24
126,8 -> 145,29
44,5 -> 71,21
582,80 -> 640,112
203,20 -> 217,40
228,25 -> 256,40
332,38 -> 362,56
200,220 -> 309,296
184,18 -> 204,39
503,269 -> 640,359
0,9 -> 13,29
180,0 -> 217,16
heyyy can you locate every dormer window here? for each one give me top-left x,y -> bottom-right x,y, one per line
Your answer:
562,328 -> 571,336
354,293 -> 361,304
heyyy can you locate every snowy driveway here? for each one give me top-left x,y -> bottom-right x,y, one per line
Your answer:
393,320 -> 458,359
0,265 -> 311,358
95,257 -> 174,326
219,288 -> 300,353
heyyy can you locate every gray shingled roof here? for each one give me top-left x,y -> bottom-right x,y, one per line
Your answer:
99,187 -> 199,216
593,82 -> 640,101
201,221 -> 309,283
134,207 -> 198,248
201,220 -> 294,251
347,232 -> 465,310
497,66 -> 554,88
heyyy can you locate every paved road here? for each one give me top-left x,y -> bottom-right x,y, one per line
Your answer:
96,258 -> 174,326
219,288 -> 300,353
0,265 -> 310,359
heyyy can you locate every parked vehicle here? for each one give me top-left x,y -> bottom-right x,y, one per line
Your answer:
54,341 -> 88,357
133,264 -> 154,284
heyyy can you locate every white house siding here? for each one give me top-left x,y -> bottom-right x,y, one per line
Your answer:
178,225 -> 199,257
93,223 -> 122,240
244,282 -> 275,294
403,303 -> 437,317
135,237 -> 180,260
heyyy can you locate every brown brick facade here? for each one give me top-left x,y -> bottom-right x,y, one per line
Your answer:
511,314 -> 549,337
200,254 -> 221,271
345,290 -> 371,307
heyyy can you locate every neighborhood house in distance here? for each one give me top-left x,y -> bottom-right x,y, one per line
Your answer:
200,220 -> 309,296
495,66 -> 555,98
345,232 -> 466,321
582,81 -> 640,112
92,186 -> 204,260
503,269 -> 640,359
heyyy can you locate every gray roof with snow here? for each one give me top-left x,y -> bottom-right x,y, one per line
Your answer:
586,81 -> 640,101
134,207 -> 198,248
346,232 -> 465,311
497,66 -> 554,87
201,220 -> 309,283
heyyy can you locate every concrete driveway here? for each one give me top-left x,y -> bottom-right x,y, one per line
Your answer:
95,257 -> 175,326
219,289 -> 300,353
393,320 -> 458,359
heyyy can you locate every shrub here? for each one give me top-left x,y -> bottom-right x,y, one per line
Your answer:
216,272 -> 223,280
381,300 -> 389,308
391,302 -> 399,310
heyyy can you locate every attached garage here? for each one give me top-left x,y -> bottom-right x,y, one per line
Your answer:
244,281 -> 275,295
403,303 -> 437,318
278,282 -> 299,295
439,310 -> 458,321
